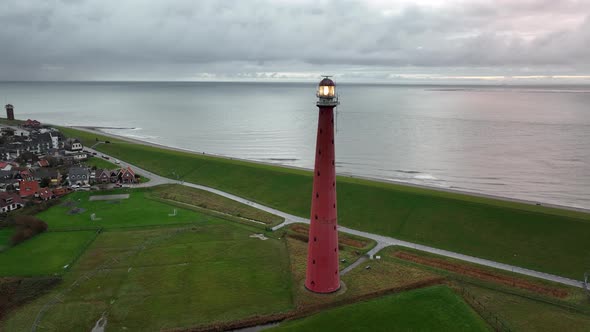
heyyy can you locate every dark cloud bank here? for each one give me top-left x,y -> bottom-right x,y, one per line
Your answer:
1,0 -> 589,82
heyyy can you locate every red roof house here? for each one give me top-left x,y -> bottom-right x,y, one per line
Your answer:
52,187 -> 70,197
24,119 -> 41,128
19,170 -> 33,181
95,169 -> 110,183
37,159 -> 50,167
118,167 -> 136,183
0,162 -> 13,171
19,180 -> 40,198
0,192 -> 24,213
38,188 -> 54,200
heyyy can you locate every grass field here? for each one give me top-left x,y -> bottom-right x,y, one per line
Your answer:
271,285 -> 489,332
36,189 -> 204,230
0,231 -> 97,277
84,156 -> 117,169
0,228 -> 12,250
1,221 -> 294,331
284,235 -> 441,309
463,284 -> 590,331
285,233 -> 590,331
59,126 -> 590,279
148,184 -> 284,225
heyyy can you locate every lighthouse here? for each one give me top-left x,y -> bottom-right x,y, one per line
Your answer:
305,77 -> 340,293
5,104 -> 14,121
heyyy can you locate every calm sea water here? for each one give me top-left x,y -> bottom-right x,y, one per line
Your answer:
1,82 -> 589,209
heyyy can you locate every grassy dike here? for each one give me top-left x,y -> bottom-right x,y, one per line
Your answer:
59,127 -> 590,279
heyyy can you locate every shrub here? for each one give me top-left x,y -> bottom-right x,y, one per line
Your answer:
10,216 -> 48,246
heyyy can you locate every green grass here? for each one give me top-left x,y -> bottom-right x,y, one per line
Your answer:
148,184 -> 283,225
58,126 -> 590,279
463,284 -> 590,331
84,156 -> 117,169
36,189 -> 204,230
270,285 -> 489,332
0,228 -> 13,250
0,231 -> 97,276
2,221 -> 294,331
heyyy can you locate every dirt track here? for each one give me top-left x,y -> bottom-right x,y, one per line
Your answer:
393,251 -> 568,298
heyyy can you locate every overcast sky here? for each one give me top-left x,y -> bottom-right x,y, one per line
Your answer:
1,0 -> 590,83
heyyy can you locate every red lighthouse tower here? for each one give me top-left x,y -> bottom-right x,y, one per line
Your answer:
305,77 -> 340,293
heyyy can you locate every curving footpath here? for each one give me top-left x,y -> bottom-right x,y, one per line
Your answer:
87,147 -> 585,289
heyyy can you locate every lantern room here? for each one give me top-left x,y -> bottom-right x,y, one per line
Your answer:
316,77 -> 339,106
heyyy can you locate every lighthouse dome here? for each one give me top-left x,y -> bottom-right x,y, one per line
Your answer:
318,78 -> 335,87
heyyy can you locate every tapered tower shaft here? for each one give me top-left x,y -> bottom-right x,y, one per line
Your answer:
305,78 -> 340,293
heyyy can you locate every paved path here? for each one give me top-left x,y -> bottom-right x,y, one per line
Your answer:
85,146 -> 585,289
340,256 -> 369,276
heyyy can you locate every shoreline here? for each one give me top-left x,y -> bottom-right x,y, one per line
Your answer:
70,125 -> 590,214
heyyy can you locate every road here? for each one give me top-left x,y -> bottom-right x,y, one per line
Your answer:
86,146 -> 585,289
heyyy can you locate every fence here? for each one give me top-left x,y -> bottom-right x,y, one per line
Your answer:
454,282 -> 512,332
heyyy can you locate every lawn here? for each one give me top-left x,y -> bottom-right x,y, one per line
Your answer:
83,156 -> 117,169
1,221 -> 294,331
0,231 -> 97,276
36,189 -> 205,230
59,126 -> 590,279
270,285 -> 490,332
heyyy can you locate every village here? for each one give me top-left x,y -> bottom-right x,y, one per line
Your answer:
0,104 -> 140,214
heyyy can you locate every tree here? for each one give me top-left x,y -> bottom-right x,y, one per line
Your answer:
40,177 -> 51,188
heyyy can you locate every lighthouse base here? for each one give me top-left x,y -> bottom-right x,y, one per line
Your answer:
302,280 -> 346,295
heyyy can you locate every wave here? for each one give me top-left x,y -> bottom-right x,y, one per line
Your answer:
414,174 -> 438,180
395,169 -> 421,174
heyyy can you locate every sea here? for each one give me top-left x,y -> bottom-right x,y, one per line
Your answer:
1,81 -> 589,209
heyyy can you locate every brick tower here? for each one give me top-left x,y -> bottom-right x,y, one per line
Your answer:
5,104 -> 14,121
305,77 -> 340,293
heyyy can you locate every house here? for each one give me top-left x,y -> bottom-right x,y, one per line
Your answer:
37,159 -> 50,167
65,138 -> 83,153
70,151 -> 88,161
0,192 -> 24,213
23,119 -> 41,128
109,170 -> 119,183
0,127 -> 15,136
38,188 -> 54,201
52,187 -> 70,197
33,168 -> 61,186
94,169 -> 110,183
0,161 -> 13,171
13,128 -> 30,137
17,170 -> 34,181
68,167 -> 90,185
19,180 -> 40,198
118,167 -> 136,183
49,133 -> 60,149
0,170 -> 19,191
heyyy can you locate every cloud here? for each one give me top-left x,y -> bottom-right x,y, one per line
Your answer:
0,0 -> 589,81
